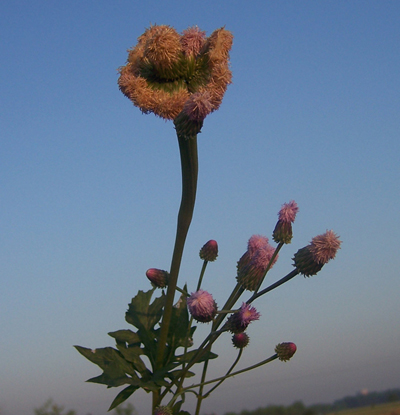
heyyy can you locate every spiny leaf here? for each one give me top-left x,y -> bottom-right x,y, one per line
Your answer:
108,329 -> 141,346
125,289 -> 165,332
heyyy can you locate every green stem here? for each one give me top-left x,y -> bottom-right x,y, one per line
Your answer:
197,260 -> 208,291
195,351 -> 210,415
154,133 -> 198,409
248,269 -> 300,304
182,354 -> 278,392
203,348 -> 243,399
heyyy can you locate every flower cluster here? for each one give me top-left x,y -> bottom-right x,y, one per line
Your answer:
118,25 -> 233,137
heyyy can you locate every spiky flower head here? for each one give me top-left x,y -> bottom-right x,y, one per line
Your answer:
293,230 -> 341,277
187,289 -> 217,323
237,235 -> 278,291
275,342 -> 297,362
146,268 -> 169,288
232,332 -> 250,349
199,239 -> 218,261
154,406 -> 173,415
273,200 -> 299,244
118,24 -> 233,137
226,302 -> 260,334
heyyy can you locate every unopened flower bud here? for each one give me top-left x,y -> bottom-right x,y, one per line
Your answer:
275,342 -> 297,361
199,239 -> 219,261
187,290 -> 217,323
146,268 -> 169,288
293,230 -> 341,277
232,332 -> 250,349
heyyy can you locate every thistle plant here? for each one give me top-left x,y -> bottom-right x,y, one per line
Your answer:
75,24 -> 342,415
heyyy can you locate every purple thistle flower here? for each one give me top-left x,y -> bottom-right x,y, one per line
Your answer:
278,200 -> 299,223
181,26 -> 206,56
273,201 -> 299,244
237,235 -> 278,291
226,303 -> 260,334
293,230 -> 341,276
309,230 -> 341,264
187,290 -> 217,323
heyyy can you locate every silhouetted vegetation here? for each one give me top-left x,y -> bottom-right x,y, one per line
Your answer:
222,388 -> 400,415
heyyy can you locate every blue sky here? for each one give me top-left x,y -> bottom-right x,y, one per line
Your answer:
1,1 -> 400,414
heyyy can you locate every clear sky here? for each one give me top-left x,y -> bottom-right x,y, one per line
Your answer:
1,1 -> 400,414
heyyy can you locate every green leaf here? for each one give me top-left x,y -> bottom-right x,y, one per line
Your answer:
175,349 -> 218,365
167,289 -> 191,352
108,385 -> 139,411
74,346 -> 139,387
116,344 -> 149,375
108,329 -> 141,346
125,289 -> 165,332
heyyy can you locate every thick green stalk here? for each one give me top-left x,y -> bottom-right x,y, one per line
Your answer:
154,133 -> 198,408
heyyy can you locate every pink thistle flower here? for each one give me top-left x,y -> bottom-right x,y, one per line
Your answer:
146,268 -> 169,288
226,303 -> 260,334
237,235 -> 278,291
187,289 -> 217,323
232,332 -> 250,349
278,200 -> 299,223
309,230 -> 342,264
275,342 -> 297,362
199,239 -> 218,262
273,201 -> 299,244
293,230 -> 341,277
183,91 -> 213,122
181,26 -> 206,56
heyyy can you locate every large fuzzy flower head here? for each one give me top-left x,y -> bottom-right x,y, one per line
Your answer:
226,303 -> 260,334
187,289 -> 217,323
118,24 -> 233,134
237,235 -> 278,291
293,230 -> 341,276
273,201 -> 299,244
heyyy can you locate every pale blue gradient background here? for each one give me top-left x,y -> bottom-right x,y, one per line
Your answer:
1,1 -> 399,414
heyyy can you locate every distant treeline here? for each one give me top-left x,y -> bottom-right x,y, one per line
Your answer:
221,387 -> 400,415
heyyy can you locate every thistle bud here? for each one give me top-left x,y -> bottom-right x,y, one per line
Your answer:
232,332 -> 250,349
199,239 -> 219,261
293,230 -> 341,277
273,201 -> 299,244
146,268 -> 169,288
187,290 -> 217,323
275,342 -> 297,361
